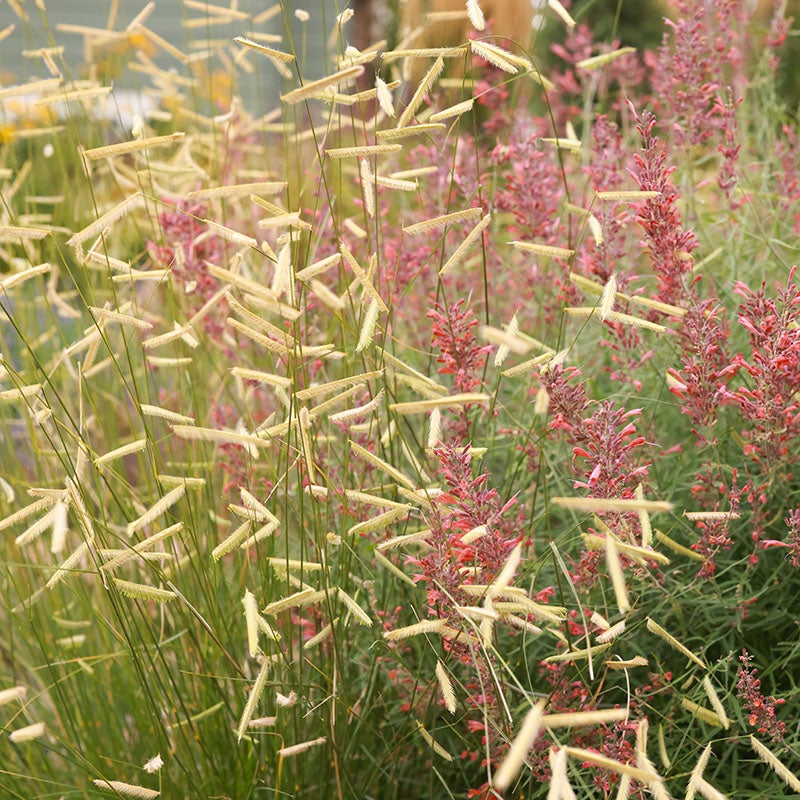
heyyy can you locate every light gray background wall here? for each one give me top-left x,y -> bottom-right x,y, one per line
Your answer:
0,1 -> 342,110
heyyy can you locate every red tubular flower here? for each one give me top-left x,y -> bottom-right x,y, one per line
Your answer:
569,402 -> 650,499
714,91 -> 743,205
537,365 -> 589,436
628,107 -> 697,306
737,650 -> 786,742
722,268 -> 800,468
493,130 -> 563,244
689,467 -> 748,578
147,199 -> 227,333
428,299 -> 491,394
419,443 -> 522,616
646,0 -> 748,147
668,299 -> 732,441
783,509 -> 800,568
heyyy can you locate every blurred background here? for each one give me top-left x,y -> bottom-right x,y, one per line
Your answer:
0,1 -> 794,116
0,1 -> 669,95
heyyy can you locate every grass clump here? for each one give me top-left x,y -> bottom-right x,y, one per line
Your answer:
0,1 -> 800,798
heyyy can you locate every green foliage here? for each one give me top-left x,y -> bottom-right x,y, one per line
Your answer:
0,2 -> 799,799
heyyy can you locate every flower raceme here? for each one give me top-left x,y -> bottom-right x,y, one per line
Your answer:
428,299 -> 490,394
724,269 -> 800,453
413,443 -> 523,788
538,365 -> 589,436
571,403 -> 649,497
540,370 -> 649,499
629,106 -> 698,307
737,650 -> 787,743
666,299 -> 733,440
419,442 -> 521,616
